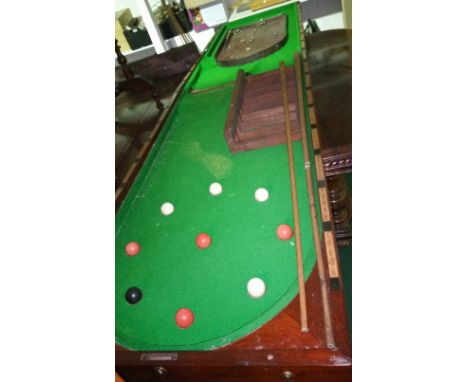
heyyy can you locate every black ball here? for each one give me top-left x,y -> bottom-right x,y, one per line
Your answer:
125,287 -> 143,304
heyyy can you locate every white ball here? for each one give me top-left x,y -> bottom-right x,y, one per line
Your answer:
247,277 -> 266,298
160,202 -> 174,216
255,188 -> 269,202
209,182 -> 222,196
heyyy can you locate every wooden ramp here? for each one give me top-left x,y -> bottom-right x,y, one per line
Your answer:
225,66 -> 301,153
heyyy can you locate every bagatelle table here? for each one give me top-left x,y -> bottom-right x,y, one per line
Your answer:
116,3 -> 351,381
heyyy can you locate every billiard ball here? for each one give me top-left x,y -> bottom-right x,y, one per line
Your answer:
276,224 -> 293,240
161,202 -> 174,216
125,241 -> 141,256
255,187 -> 269,202
209,182 -> 222,196
175,308 -> 194,328
247,277 -> 266,298
125,287 -> 143,304
195,233 -> 212,249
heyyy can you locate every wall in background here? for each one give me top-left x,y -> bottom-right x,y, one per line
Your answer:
301,0 -> 342,20
115,0 -> 164,18
342,0 -> 351,28
116,0 -> 142,17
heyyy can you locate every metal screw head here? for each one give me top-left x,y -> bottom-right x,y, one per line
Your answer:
282,370 -> 295,379
154,366 -> 168,375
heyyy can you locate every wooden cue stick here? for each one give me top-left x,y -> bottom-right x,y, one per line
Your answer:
279,61 -> 309,333
294,52 -> 335,348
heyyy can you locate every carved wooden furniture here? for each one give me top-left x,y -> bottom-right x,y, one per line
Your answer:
115,39 -> 165,194
115,39 -> 164,111
305,29 -> 352,244
327,175 -> 352,245
305,29 -> 351,177
115,43 -> 201,210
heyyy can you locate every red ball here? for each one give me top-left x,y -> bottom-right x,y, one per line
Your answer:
125,241 -> 141,256
276,224 -> 293,240
195,233 -> 212,249
175,308 -> 194,329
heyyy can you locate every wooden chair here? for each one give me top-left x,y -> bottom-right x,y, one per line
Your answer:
115,39 -> 164,110
115,39 -> 164,190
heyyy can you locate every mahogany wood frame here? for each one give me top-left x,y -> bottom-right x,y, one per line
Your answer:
116,5 -> 351,381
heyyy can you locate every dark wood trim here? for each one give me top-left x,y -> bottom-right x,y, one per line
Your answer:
116,264 -> 351,380
115,39 -> 134,80
322,145 -> 352,176
294,51 -> 335,348
298,6 -> 342,283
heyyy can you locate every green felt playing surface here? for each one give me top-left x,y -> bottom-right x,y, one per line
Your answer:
115,3 -> 322,350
